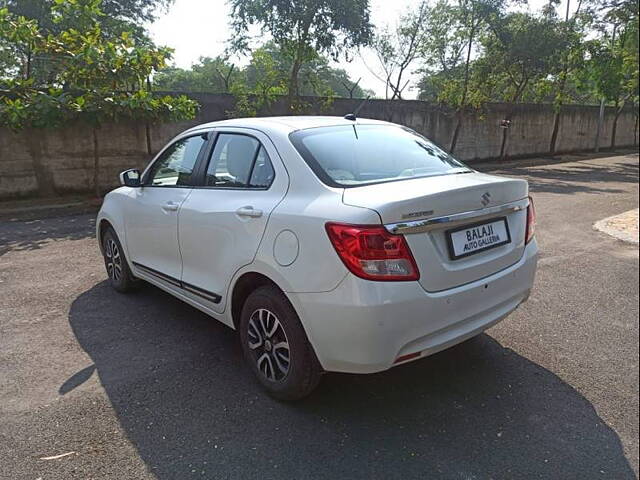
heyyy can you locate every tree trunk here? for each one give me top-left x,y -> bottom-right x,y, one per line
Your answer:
145,122 -> 152,157
611,103 -> 623,150
499,82 -> 528,160
595,98 -> 605,152
549,108 -> 562,156
450,26 -> 475,154
549,0 -> 573,156
92,127 -> 100,198
287,58 -> 302,112
450,119 -> 463,155
610,118 -> 618,150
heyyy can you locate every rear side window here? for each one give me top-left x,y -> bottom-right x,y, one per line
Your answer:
289,125 -> 469,187
250,146 -> 275,188
205,134 -> 274,188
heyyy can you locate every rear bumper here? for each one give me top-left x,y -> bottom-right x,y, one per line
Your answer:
289,240 -> 538,374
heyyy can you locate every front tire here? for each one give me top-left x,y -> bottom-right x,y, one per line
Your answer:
239,285 -> 322,401
102,227 -> 138,293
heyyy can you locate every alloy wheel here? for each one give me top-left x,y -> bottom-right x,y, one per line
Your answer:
104,238 -> 122,283
247,308 -> 291,382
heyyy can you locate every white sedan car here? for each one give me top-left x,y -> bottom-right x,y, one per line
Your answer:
97,116 -> 538,400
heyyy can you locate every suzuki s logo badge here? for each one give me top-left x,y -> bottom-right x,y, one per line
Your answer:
481,192 -> 491,207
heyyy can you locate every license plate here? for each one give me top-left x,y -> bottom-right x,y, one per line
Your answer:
446,217 -> 511,260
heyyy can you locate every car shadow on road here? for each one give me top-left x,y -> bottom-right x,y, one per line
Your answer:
68,281 -> 636,479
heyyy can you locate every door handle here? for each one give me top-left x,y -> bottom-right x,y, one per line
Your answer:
162,201 -> 180,212
236,206 -> 263,218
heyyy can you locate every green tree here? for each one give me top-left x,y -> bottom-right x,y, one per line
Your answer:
545,0 -> 592,155
420,0 -> 468,77
154,56 -> 241,93
229,0 -> 373,109
449,0 -> 510,153
581,0 -> 639,148
0,0 -> 197,197
368,1 -> 429,99
480,12 -> 567,157
243,41 -> 370,98
417,0 -> 467,102
4,0 -> 172,85
228,45 -> 287,117
418,0 -> 509,153
6,0 -> 173,25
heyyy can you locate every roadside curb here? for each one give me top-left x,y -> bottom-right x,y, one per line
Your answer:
0,197 -> 101,221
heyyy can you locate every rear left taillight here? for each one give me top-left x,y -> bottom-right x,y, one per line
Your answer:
525,196 -> 536,244
325,223 -> 420,281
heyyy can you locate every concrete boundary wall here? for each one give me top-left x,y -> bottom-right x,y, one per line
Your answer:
0,93 -> 637,199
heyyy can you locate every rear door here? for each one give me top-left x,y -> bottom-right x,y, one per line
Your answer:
178,129 -> 288,313
125,133 -> 208,281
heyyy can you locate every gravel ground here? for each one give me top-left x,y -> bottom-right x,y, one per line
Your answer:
594,208 -> 639,244
0,153 -> 638,480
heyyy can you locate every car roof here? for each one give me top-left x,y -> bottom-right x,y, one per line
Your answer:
184,116 -> 395,135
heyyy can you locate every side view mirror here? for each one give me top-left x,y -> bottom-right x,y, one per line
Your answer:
119,169 -> 141,187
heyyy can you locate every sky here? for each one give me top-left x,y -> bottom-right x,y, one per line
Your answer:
149,0 -> 566,99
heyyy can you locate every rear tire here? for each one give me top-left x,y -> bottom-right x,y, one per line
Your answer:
102,227 -> 139,293
239,285 -> 322,401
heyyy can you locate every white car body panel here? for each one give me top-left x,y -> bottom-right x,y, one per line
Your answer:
97,116 -> 538,374
125,186 -> 191,280
289,240 -> 537,373
178,127 -> 289,313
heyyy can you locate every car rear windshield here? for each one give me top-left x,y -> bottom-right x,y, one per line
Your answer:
289,124 -> 470,187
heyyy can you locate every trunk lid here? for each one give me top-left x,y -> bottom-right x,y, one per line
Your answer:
342,172 -> 529,292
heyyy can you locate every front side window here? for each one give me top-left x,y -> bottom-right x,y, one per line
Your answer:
147,135 -> 206,187
289,125 -> 470,187
205,133 -> 274,188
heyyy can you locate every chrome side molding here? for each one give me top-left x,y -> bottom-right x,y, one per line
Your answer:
385,199 -> 529,235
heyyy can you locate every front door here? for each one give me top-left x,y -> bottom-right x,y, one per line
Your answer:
178,130 -> 288,313
125,133 -> 207,281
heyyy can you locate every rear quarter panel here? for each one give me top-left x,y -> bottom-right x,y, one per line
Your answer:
253,188 -> 381,294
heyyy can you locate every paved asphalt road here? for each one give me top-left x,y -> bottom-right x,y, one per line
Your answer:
1,153 -> 638,480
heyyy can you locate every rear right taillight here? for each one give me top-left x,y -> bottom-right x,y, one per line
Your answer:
325,222 -> 420,281
525,196 -> 536,244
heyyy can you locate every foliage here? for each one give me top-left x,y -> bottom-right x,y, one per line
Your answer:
3,0 -> 171,88
0,0 -> 197,131
243,41 -> 372,98
577,0 -> 639,107
229,0 -> 373,105
1,0 -> 638,134
6,0 -> 173,26
227,45 -> 287,117
479,13 -> 568,103
420,0 -> 468,76
368,1 -> 429,99
418,0 -> 510,109
154,56 -> 242,93
153,40 -> 373,115
416,0 -> 636,111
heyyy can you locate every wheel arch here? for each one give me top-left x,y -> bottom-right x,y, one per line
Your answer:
96,206 -> 130,265
230,272 -> 285,330
97,218 -> 113,250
